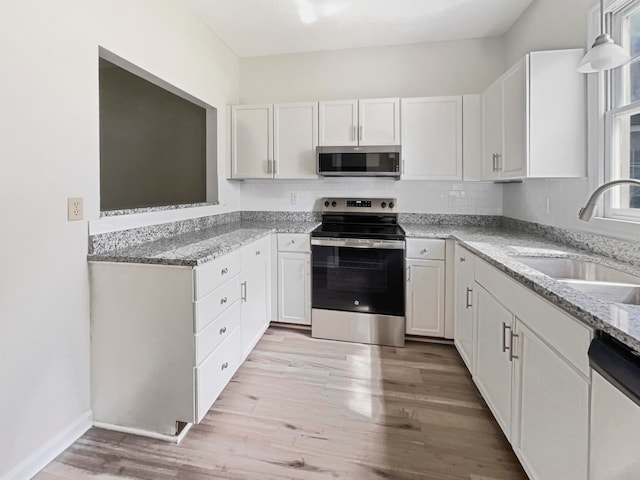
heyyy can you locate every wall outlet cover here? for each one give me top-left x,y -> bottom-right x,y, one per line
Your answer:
67,197 -> 84,221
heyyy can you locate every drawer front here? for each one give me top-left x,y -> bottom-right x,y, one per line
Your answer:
194,250 -> 240,300
277,233 -> 310,253
194,275 -> 240,332
406,239 -> 446,260
195,326 -> 241,423
195,301 -> 240,365
241,235 -> 271,267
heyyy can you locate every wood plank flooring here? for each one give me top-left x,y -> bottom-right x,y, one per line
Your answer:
35,327 -> 527,480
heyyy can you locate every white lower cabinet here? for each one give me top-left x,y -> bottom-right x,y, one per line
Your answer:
89,235 -> 271,438
511,320 -> 589,480
473,284 -> 513,438
453,244 -> 475,371
468,253 -> 592,480
275,233 -> 311,325
405,239 -> 446,337
240,235 -> 271,360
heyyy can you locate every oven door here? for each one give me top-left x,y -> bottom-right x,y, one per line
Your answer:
311,238 -> 405,317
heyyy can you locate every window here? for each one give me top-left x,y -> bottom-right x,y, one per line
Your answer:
606,0 -> 640,220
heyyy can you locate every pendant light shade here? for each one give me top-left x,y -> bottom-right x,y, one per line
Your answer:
578,0 -> 631,73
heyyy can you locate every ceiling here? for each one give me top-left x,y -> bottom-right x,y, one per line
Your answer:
184,0 -> 535,58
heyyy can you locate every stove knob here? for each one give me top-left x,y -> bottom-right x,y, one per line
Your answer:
331,201 -> 337,207
324,200 -> 330,207
389,202 -> 395,209
381,202 -> 387,208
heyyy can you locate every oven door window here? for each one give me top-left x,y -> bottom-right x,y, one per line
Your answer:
312,245 -> 405,316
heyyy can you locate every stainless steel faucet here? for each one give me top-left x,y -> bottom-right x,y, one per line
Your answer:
578,179 -> 640,221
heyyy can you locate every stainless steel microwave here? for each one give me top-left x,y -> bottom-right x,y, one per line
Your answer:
316,146 -> 401,177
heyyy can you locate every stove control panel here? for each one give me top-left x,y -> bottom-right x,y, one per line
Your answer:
320,198 -> 397,214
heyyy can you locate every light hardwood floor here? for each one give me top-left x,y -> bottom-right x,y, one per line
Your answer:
35,327 -> 527,480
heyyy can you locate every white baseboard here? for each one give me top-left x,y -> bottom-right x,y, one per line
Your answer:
3,410 -> 92,480
92,421 -> 192,444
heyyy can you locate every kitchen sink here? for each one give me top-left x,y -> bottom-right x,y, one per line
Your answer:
515,257 -> 640,305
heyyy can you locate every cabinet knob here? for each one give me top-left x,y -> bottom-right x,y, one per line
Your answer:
219,326 -> 227,335
460,257 -> 466,262
255,250 -> 261,256
290,239 -> 296,244
420,248 -> 428,254
221,362 -> 229,371
221,267 -> 229,275
220,296 -> 228,304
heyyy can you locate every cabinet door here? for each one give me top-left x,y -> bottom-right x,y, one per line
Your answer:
231,104 -> 273,179
274,102 -> 318,179
240,255 -> 270,360
501,58 -> 527,179
318,100 -> 358,146
474,284 -> 512,439
277,252 -> 311,325
453,246 -> 475,372
359,98 -> 400,146
406,259 -> 445,337
481,80 -> 503,180
511,320 -> 589,480
400,96 -> 462,180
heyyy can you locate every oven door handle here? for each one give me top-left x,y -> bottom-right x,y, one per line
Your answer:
311,238 -> 406,250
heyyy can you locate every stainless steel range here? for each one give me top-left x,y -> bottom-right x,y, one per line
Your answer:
311,197 -> 405,347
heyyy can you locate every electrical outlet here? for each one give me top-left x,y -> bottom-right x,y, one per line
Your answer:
290,192 -> 297,205
67,197 -> 84,221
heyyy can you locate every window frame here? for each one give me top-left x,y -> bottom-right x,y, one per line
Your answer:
601,0 -> 640,223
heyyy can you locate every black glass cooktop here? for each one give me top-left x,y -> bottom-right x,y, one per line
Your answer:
312,214 -> 405,240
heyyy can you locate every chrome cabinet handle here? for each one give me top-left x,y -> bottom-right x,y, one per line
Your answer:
407,266 -> 411,282
496,153 -> 502,171
220,296 -> 228,305
241,281 -> 247,302
219,326 -> 227,335
465,287 -> 473,309
221,362 -> 229,371
502,322 -> 511,353
402,159 -> 406,175
492,154 -> 497,172
221,267 -> 229,275
359,125 -> 363,141
510,332 -> 519,361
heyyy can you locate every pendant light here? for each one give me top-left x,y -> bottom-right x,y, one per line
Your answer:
578,0 -> 631,73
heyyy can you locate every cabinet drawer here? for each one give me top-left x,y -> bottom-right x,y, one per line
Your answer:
195,301 -> 240,365
277,233 -> 310,252
194,250 -> 240,300
194,275 -> 240,332
241,235 -> 271,267
195,326 -> 241,423
406,239 -> 446,260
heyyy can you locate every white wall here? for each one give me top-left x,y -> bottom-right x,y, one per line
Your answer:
238,38 -> 506,213
240,37 -> 505,103
0,1 -> 239,477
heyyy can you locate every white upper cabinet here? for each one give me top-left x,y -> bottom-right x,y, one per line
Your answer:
480,49 -> 586,180
318,99 -> 358,146
231,102 -> 318,179
273,102 -> 318,179
231,104 -> 273,179
358,98 -> 400,145
401,96 -> 462,180
318,98 -> 400,146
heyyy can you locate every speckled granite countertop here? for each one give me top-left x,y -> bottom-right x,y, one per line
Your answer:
87,220 -> 319,267
403,223 -> 640,353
